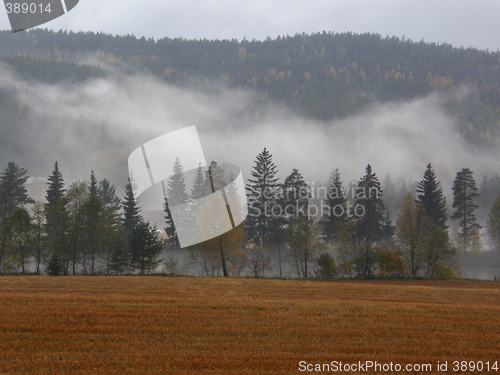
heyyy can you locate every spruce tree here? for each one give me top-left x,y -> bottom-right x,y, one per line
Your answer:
416,163 -> 448,230
191,163 -> 207,200
46,253 -> 62,276
280,168 -> 309,219
167,158 -> 190,205
451,168 -> 481,252
276,168 -> 308,277
0,162 -> 34,270
340,165 -> 385,277
164,158 -> 190,248
89,170 -> 98,197
321,168 -> 347,241
45,162 -> 65,207
354,164 -> 385,243
44,162 -> 69,275
0,162 -> 34,217
122,178 -> 142,237
129,221 -> 165,275
83,171 -> 105,275
98,179 -> 121,213
245,148 -> 280,247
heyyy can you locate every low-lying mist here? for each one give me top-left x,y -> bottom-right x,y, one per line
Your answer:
1,62 -> 499,219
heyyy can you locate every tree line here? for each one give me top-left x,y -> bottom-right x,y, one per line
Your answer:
0,162 -> 164,275
1,153 -> 499,278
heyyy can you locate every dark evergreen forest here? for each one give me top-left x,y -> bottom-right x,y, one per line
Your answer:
0,29 -> 499,146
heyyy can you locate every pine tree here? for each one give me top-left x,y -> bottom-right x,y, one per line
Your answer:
98,179 -> 121,213
129,221 -> 165,275
321,168 -> 347,241
416,163 -> 448,230
451,168 -> 481,252
122,178 -> 142,237
0,162 -> 34,217
280,168 -> 309,219
0,162 -> 34,270
89,170 -> 98,197
191,163 -> 207,200
44,162 -> 69,275
164,158 -> 190,249
340,165 -> 385,277
83,177 -> 104,276
355,164 -> 385,243
167,158 -> 190,205
46,253 -> 62,276
108,238 -> 130,275
245,148 -> 280,247
45,162 -> 65,207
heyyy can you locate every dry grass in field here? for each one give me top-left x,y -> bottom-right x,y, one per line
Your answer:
0,277 -> 499,374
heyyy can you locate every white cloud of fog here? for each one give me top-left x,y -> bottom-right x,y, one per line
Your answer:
1,0 -> 499,50
1,62 -> 498,206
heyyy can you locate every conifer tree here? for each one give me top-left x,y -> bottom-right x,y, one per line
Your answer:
98,179 -> 121,213
451,168 -> 481,252
340,164 -> 385,277
191,164 -> 207,200
167,158 -> 190,205
276,168 -> 309,276
44,162 -> 69,275
83,171 -> 104,275
122,178 -> 142,237
416,163 -> 448,230
280,168 -> 309,219
321,168 -> 347,241
245,148 -> 280,246
0,162 -> 34,270
164,158 -> 190,248
355,164 -> 385,243
129,221 -> 165,275
0,162 -> 34,217
89,170 -> 98,197
45,162 -> 65,207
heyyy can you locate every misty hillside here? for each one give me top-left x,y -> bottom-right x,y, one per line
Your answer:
1,29 -> 500,146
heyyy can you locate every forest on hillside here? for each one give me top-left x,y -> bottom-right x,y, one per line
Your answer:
0,29 -> 500,146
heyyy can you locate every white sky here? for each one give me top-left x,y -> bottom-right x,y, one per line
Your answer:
0,0 -> 499,51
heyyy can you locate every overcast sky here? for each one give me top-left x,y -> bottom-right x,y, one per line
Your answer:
1,0 -> 499,51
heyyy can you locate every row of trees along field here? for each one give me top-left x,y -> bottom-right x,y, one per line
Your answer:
0,162 -> 164,275
1,152 -> 500,278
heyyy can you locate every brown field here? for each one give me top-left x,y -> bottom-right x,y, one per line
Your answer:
0,277 -> 499,374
